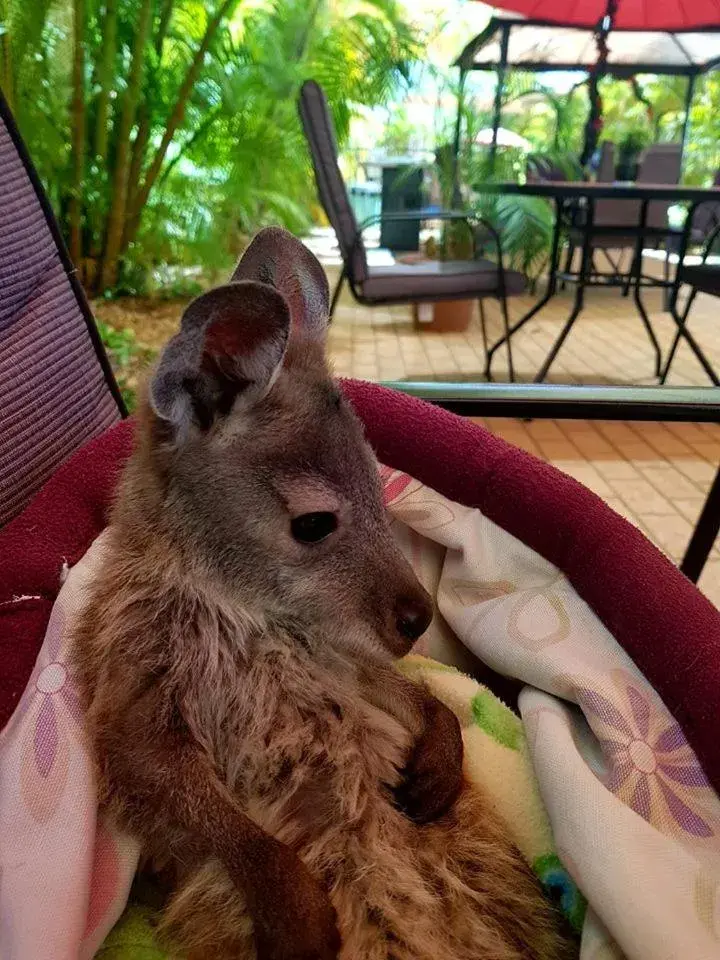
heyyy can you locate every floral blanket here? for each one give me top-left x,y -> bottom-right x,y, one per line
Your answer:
1,465 -> 720,959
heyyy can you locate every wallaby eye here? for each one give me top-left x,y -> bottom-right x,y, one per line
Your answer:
291,512 -> 338,544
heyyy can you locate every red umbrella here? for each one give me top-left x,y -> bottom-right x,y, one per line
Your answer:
484,0 -> 720,31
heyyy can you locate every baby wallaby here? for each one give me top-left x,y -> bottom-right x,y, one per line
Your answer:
73,228 -> 575,960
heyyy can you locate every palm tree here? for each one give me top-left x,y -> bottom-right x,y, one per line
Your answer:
2,0 -> 420,294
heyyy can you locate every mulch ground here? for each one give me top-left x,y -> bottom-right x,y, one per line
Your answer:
92,296 -> 192,403
93,295 -> 191,350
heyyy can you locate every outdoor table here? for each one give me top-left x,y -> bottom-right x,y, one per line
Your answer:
478,181 -> 720,385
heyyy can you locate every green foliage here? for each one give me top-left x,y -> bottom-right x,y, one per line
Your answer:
490,191 -> 554,279
4,0 -> 421,295
461,69 -> 719,188
1,1 -> 72,212
525,150 -> 584,182
378,105 -> 415,155
600,75 -> 685,150
6,0 -> 720,300
423,73 -> 565,280
502,74 -> 587,156
682,72 -> 720,186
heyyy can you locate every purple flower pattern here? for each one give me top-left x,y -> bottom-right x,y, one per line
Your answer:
18,603 -> 84,823
574,669 -> 717,841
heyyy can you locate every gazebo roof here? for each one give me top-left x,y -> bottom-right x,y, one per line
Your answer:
456,16 -> 720,77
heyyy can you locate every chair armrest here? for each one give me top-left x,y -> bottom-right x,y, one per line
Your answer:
381,382 -> 720,423
359,209 -> 480,228
354,209 -> 506,271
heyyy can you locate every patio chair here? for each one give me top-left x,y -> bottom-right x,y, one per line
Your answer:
659,221 -> 720,386
526,154 -> 571,183
668,168 -> 720,255
559,142 -> 616,282
298,80 -> 525,381
0,92 -> 124,527
596,141 -> 615,183
564,142 -> 682,287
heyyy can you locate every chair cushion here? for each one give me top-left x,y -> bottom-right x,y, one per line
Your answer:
0,93 -> 123,528
299,81 -> 367,283
679,262 -> 720,296
567,229 -> 640,250
360,258 -> 525,301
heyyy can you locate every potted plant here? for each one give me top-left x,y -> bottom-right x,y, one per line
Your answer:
617,130 -> 650,181
403,142 -> 479,333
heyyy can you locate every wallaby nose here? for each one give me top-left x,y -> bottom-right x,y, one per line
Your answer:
395,595 -> 433,643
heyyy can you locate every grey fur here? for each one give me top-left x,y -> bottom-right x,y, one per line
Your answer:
145,226 -> 430,657
231,226 -> 330,339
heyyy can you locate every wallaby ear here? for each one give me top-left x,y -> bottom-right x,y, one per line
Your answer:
150,280 -> 290,434
231,227 -> 329,340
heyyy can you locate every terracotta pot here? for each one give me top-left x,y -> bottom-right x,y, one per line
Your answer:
413,299 -> 474,333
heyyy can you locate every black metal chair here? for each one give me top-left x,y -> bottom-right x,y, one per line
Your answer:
668,170 -> 720,257
660,221 -> 720,386
297,80 -> 525,381
565,143 -> 682,289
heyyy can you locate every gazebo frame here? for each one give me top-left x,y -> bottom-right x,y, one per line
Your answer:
452,15 -> 720,173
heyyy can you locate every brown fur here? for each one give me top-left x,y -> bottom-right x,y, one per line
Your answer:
72,229 -> 575,960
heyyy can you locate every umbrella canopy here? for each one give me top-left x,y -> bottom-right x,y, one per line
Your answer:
481,0 -> 720,31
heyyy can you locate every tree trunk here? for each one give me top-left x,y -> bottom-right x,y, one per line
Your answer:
552,106 -> 561,151
98,0 -> 153,291
155,0 -> 176,50
123,0 -> 176,250
86,0 -> 119,261
125,119 -> 151,219
69,0 -> 86,266
122,0 -> 238,251
93,0 -> 119,163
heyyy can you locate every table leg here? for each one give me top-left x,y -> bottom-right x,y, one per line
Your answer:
631,200 -> 663,379
681,464 -> 720,584
533,199 -> 595,384
662,240 -> 672,312
485,198 -> 564,380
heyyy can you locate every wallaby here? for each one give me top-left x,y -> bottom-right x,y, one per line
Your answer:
72,228 -> 575,960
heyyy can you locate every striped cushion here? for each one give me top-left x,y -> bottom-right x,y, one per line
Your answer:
0,97 -> 122,527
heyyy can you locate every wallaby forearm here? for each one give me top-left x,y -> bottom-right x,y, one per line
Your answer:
356,660 -> 428,737
99,686 -> 277,873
